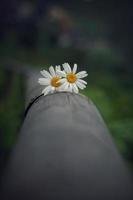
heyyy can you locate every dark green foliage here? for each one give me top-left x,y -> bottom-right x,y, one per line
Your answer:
0,69 -> 25,148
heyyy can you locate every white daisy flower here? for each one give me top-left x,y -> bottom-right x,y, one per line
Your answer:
38,65 -> 62,96
57,63 -> 88,93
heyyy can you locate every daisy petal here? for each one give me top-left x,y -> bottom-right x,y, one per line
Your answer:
69,84 -> 73,92
59,78 -> 66,84
56,70 -> 66,77
64,83 -> 70,90
78,79 -> 87,85
72,83 -> 79,93
60,81 -> 69,91
42,85 -> 52,96
40,70 -> 52,79
78,73 -> 88,79
49,66 -> 55,76
63,63 -> 71,73
55,65 -> 61,72
73,64 -> 77,74
76,81 -> 86,89
38,78 -> 50,85
60,82 -> 67,90
51,86 -> 56,92
76,71 -> 88,78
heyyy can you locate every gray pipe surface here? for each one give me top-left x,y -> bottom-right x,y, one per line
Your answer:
1,92 -> 133,200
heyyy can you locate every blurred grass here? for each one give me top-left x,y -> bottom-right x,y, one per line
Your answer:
0,68 -> 25,148
83,74 -> 133,164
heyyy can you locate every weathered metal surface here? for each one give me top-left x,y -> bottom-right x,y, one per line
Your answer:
1,91 -> 133,200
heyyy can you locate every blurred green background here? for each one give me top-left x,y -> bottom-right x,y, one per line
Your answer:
0,0 -> 133,169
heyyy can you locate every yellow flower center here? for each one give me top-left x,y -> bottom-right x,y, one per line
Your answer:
67,73 -> 77,83
51,76 -> 61,87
